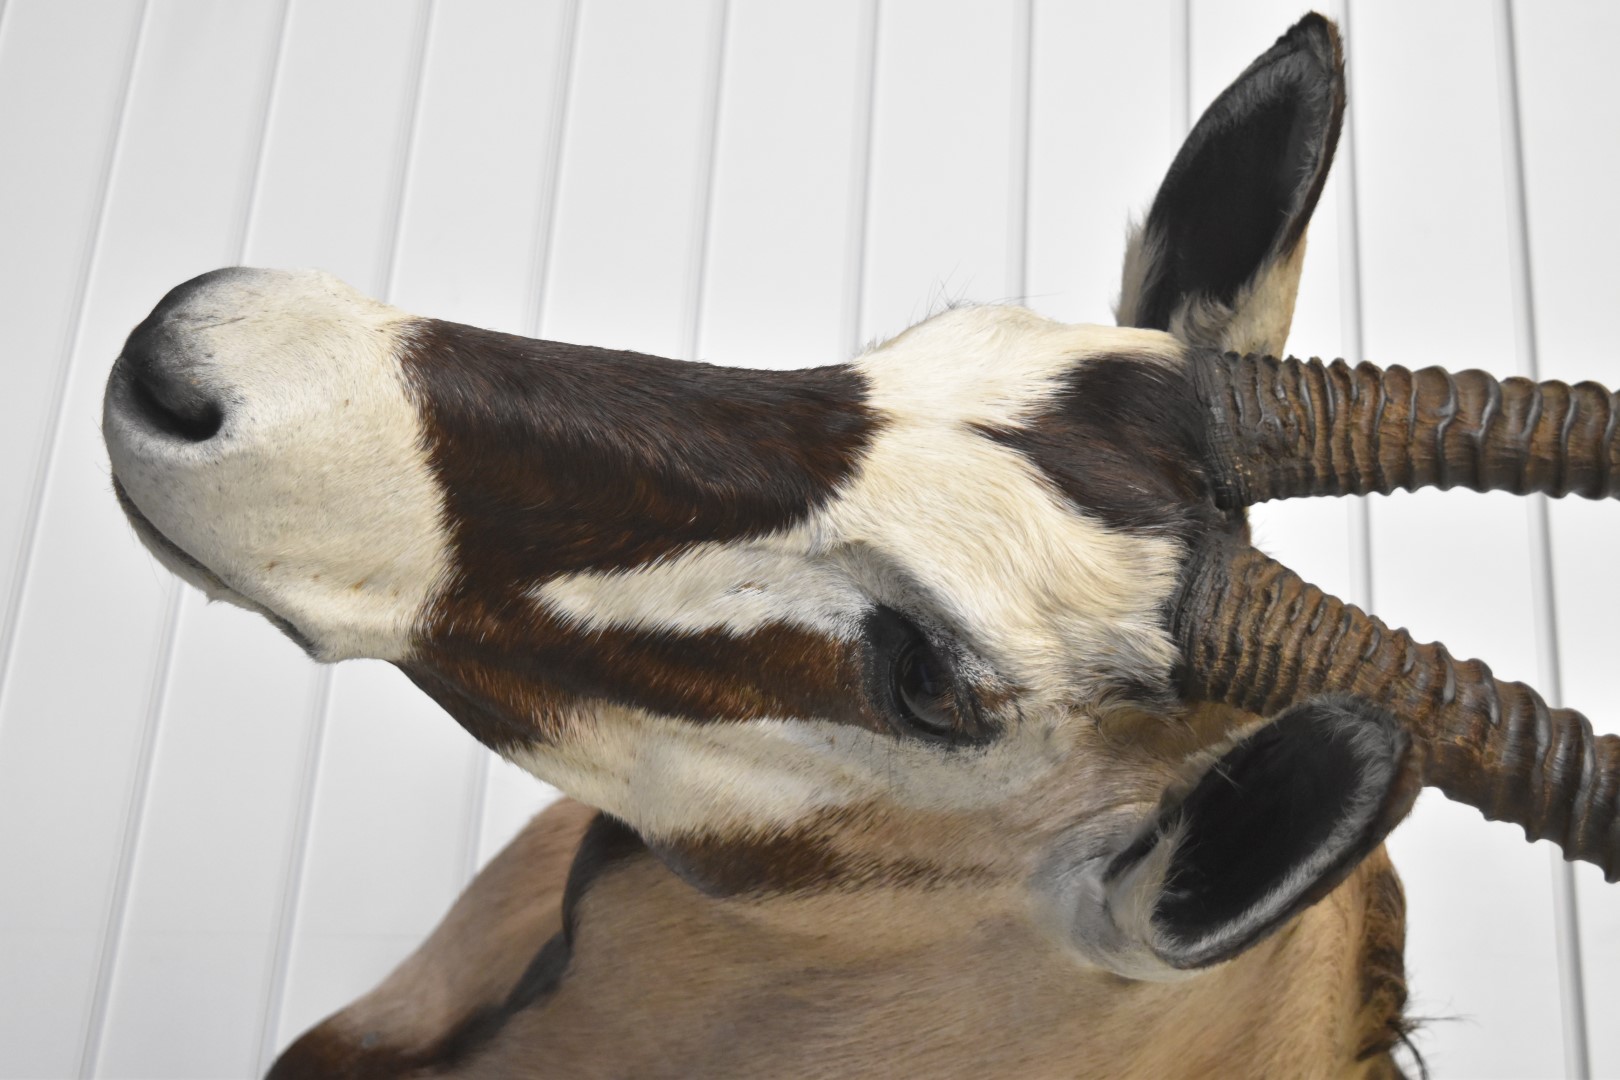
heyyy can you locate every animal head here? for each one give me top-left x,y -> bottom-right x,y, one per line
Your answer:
101,14 -> 1617,980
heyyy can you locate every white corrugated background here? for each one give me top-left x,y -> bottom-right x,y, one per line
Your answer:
0,1 -> 1614,1077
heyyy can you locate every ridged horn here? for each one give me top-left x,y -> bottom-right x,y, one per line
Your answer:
1173,540 -> 1620,881
1194,353 -> 1620,507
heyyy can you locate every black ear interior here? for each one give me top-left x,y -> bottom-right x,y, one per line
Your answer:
1123,695 -> 1410,970
1131,12 -> 1344,332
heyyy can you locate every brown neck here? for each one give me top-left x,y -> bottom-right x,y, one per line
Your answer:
519,846 -> 1406,1079
272,804 -> 1409,1079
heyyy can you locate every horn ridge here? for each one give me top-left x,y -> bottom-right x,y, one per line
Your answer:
1173,541 -> 1620,880
1194,352 -> 1620,506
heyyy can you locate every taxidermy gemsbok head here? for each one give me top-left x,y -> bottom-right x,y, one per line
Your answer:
101,12 -> 1615,1079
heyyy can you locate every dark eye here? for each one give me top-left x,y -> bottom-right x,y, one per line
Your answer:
892,635 -> 967,742
863,605 -> 994,746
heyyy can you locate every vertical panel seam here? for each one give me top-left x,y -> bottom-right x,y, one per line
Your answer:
463,749 -> 494,886
236,0 -> 311,1066
1171,0 -> 1189,148
843,0 -> 880,356
77,579 -> 177,1078
255,0 -> 437,1066
254,667 -> 335,1074
1492,2 -> 1591,1077
681,0 -> 730,366
0,0 -> 15,64
236,0 -> 295,263
1334,0 -> 1373,615
380,0 -> 438,301
464,0 -> 586,886
10,4 -> 156,1064
522,0 -> 584,350
0,0 -> 151,726
1005,0 -> 1032,304
80,0 -> 300,1061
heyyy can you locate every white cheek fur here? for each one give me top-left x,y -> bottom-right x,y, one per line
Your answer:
509,702 -> 1079,843
530,535 -> 868,640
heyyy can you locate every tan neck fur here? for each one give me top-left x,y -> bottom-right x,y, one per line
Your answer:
465,840 -> 1406,1078
274,801 -> 1408,1078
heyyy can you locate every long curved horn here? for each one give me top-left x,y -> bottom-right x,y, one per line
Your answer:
1173,540 -> 1620,881
1195,352 -> 1619,507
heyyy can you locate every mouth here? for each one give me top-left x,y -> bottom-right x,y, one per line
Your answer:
111,475 -> 318,655
113,475 -> 227,591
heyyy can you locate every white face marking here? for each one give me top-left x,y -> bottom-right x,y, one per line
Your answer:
510,707 -> 852,839
531,533 -> 867,640
829,307 -> 1187,700
509,700 -> 1086,842
103,269 -> 451,661
510,307 -> 1191,844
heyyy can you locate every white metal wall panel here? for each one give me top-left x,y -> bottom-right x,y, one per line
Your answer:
0,7 -> 150,1073
701,0 -> 870,370
1027,2 -> 1183,331
1,3 -> 1614,1077
541,0 -> 724,358
1515,3 -> 1620,1076
1354,5 -> 1566,1077
1195,0 -> 1359,606
389,0 -> 575,339
0,0 -> 144,650
862,0 -> 1022,344
0,3 -> 289,1075
85,5 -> 313,1074
241,0 -> 454,1055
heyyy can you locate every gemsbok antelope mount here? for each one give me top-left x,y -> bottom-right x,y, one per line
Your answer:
99,11 -> 1614,1079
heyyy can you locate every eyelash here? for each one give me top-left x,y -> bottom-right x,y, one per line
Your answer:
893,635 -> 959,736
878,615 -> 994,746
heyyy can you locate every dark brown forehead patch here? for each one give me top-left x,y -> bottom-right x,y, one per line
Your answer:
977,353 -> 1223,542
397,318 -> 879,597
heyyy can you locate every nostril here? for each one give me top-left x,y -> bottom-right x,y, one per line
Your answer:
124,362 -> 225,442
114,298 -> 228,443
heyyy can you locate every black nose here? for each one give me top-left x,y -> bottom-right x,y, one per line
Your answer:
113,270 -> 244,442
118,320 -> 226,442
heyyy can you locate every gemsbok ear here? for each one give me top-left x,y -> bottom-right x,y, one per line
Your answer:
1116,12 -> 1344,358
1051,697 -> 1418,978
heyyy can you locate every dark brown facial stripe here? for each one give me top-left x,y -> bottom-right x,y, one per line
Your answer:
651,809 -> 999,898
397,318 -> 878,597
395,318 -> 884,748
403,608 -> 885,755
977,353 -> 1227,541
